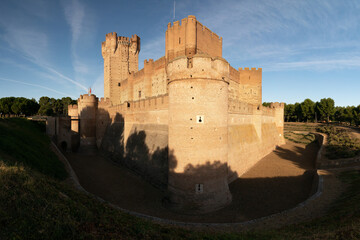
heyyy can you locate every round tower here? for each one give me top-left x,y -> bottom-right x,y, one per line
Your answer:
167,55 -> 232,213
78,94 -> 98,148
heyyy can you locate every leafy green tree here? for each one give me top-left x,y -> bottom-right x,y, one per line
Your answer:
52,99 -> 63,115
37,96 -> 76,116
61,97 -> 76,115
334,106 -> 345,122
300,99 -> 315,122
316,98 -> 335,122
0,97 -> 15,115
38,96 -> 52,116
11,98 -> 22,115
262,102 -> 271,107
284,104 -> 296,122
294,102 -> 302,122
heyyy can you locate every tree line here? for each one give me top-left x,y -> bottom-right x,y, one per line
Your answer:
264,98 -> 360,126
0,97 -> 77,117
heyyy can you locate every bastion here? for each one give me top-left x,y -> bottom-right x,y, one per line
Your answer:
47,15 -> 285,214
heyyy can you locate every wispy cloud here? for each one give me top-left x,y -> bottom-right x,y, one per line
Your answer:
0,4 -> 88,93
0,77 -> 74,97
63,0 -> 85,45
263,57 -> 360,72
62,0 -> 97,86
2,28 -> 49,63
191,0 -> 360,71
139,35 -> 165,69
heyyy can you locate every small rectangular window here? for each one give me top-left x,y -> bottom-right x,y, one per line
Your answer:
139,91 -> 141,98
179,37 -> 181,44
118,83 -> 121,87
195,184 -> 203,194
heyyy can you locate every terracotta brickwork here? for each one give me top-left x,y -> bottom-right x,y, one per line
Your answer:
102,33 -> 140,105
54,15 -> 285,214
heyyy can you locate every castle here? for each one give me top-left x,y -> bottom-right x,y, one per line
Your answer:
47,15 -> 285,213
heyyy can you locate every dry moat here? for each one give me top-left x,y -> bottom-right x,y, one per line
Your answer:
65,140 -> 318,223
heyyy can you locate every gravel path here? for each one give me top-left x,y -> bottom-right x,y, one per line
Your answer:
65,140 -> 322,224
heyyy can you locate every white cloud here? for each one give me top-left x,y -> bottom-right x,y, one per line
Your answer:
3,28 -> 49,62
63,0 -> 85,45
192,0 -> 360,71
0,77 -> 74,97
263,57 -> 360,72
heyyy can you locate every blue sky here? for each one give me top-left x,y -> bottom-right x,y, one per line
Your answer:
0,0 -> 359,107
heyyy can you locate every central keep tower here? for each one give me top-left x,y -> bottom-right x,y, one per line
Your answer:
166,16 -> 231,213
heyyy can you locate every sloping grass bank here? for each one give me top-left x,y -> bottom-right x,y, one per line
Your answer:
1,118 -> 360,239
317,125 -> 360,159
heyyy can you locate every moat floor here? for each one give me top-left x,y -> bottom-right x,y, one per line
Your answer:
65,141 -> 318,223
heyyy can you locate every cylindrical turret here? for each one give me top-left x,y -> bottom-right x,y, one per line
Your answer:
78,94 -> 98,148
185,15 -> 197,57
167,55 -> 232,213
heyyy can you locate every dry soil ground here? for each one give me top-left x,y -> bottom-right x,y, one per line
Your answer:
66,140 -> 319,223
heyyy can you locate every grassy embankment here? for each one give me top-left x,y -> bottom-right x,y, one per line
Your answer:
284,123 -> 319,145
316,125 -> 360,159
1,118 -> 360,239
285,123 -> 360,159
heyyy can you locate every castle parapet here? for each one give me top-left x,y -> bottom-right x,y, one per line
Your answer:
167,55 -> 229,83
166,15 -> 222,62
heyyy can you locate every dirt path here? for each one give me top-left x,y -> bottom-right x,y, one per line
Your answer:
66,140 -> 322,223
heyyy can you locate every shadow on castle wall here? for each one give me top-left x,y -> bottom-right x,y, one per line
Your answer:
273,141 -> 318,170
99,112 -> 170,189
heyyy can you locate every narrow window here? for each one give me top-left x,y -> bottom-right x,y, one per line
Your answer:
139,91 -> 141,98
118,83 -> 121,87
179,37 -> 181,44
195,184 -> 203,194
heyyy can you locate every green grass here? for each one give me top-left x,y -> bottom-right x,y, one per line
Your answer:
284,122 -> 321,133
0,118 -> 67,180
1,118 -> 360,239
316,125 -> 360,159
284,131 -> 316,145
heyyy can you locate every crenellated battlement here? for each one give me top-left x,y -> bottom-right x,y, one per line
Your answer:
144,59 -> 154,64
79,94 -> 98,102
239,67 -> 262,72
68,104 -> 78,110
270,102 -> 285,108
102,30 -> 140,103
228,99 -> 256,114
166,15 -> 222,61
105,32 -> 117,39
167,15 -> 196,29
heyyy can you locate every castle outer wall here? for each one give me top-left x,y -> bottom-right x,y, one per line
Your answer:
55,15 -> 285,213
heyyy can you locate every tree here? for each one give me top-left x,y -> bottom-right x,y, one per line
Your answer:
38,96 -> 52,116
300,98 -> 315,122
284,104 -> 296,122
61,97 -> 76,115
262,102 -> 271,107
11,99 -> 22,116
294,102 -> 302,122
316,98 -> 335,122
0,97 -> 15,115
